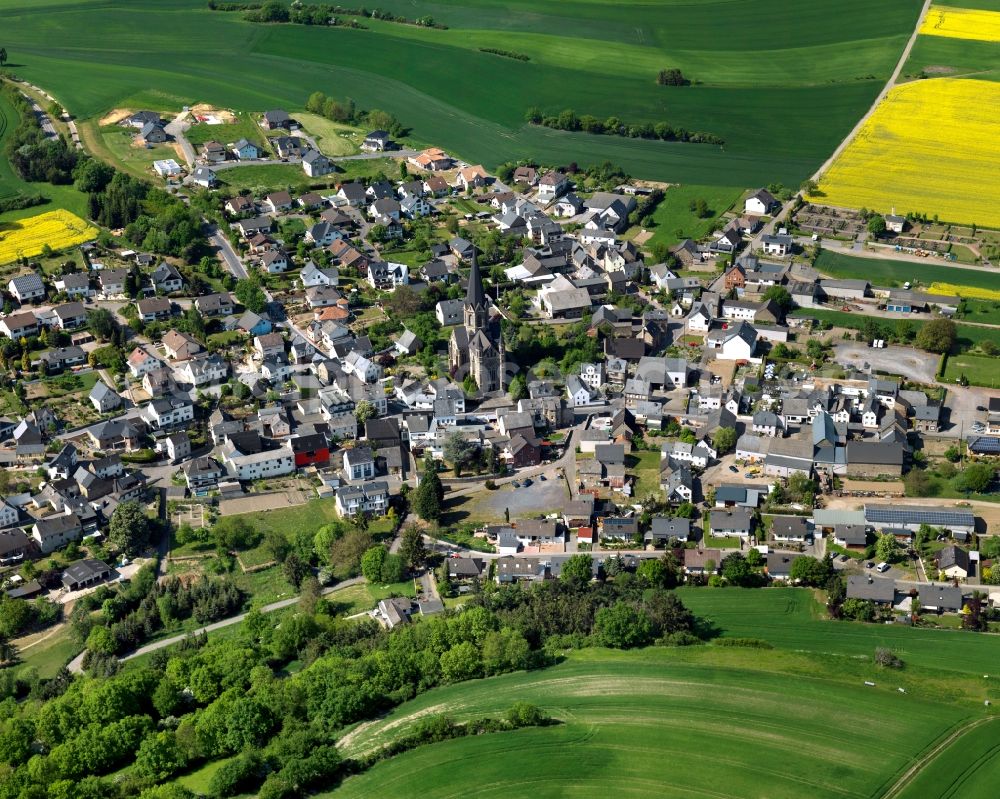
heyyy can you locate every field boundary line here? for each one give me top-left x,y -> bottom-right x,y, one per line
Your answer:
878,716 -> 997,799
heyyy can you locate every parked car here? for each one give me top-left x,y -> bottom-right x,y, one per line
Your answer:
522,478 -> 533,487
876,562 -> 890,573
865,561 -> 875,569
729,465 -> 739,473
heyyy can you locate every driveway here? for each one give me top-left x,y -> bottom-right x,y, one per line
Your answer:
164,111 -> 195,167
834,343 -> 939,383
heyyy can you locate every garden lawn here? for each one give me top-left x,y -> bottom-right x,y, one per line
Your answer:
942,352 -> 1000,387
12,626 -> 81,680
320,644 -> 986,799
0,0 -> 927,187
814,249 -> 1000,292
644,184 -> 743,247
957,298 -> 1000,325
629,450 -> 662,499
294,112 -> 362,156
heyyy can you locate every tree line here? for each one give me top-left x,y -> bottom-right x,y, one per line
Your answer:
525,106 -> 724,145
303,90 -> 405,138
1,82 -> 79,185
0,569 -> 703,799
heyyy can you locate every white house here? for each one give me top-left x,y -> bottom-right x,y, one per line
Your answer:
343,446 -> 376,481
537,171 -> 568,201
8,273 -> 46,303
343,350 -> 383,384
142,397 -> 194,430
127,347 -> 161,377
579,362 -> 604,390
176,354 -> 228,387
223,441 -> 295,481
566,375 -> 593,406
89,380 -> 122,414
745,188 -> 776,216
335,480 -> 390,518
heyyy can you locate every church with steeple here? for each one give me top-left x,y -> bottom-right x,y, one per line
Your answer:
449,252 -> 504,394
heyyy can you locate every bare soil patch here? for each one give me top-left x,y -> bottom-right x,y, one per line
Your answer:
99,108 -> 133,126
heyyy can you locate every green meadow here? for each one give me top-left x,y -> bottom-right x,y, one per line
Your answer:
0,0 -> 926,186
320,586 -> 1000,799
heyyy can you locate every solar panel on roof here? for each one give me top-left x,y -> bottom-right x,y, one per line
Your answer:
969,437 -> 1000,454
865,507 -> 973,526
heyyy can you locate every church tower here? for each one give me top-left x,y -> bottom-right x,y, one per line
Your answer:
463,251 -> 488,332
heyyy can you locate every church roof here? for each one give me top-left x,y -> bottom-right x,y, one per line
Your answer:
466,250 -> 486,309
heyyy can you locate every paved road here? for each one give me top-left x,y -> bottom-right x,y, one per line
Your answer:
207,223 -> 249,279
23,94 -> 58,139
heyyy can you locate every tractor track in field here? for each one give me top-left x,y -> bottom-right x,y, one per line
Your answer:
878,716 -> 998,799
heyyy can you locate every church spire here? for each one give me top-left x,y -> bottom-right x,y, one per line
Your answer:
465,248 -> 485,309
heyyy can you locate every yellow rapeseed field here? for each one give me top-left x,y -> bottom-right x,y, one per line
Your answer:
0,210 -> 98,264
929,283 -> 1000,301
817,78 -> 1000,229
919,5 -> 1000,43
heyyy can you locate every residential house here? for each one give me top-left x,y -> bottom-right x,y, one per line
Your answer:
537,171 -> 568,201
709,508 -> 754,538
32,513 -> 83,554
8,273 -> 46,303
771,516 -> 811,543
89,380 -> 122,413
745,188 -> 777,215
343,446 -> 376,481
761,234 -> 792,257
136,297 -> 172,323
127,346 -> 161,377
262,109 -> 292,130
362,130 -> 392,151
53,272 -> 93,298
176,354 -> 228,387
195,292 -> 234,317
335,480 -> 390,517
165,431 -> 191,463
162,329 -> 203,361
142,397 -> 194,430
937,545 -> 971,580
183,457 -> 226,494
302,149 -> 335,177
46,302 -> 84,332
231,138 -> 261,160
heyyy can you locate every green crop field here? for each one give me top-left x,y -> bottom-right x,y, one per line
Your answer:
676,588 -> 1000,675
0,0 -> 926,186
814,250 -> 1000,292
322,637 -> 998,799
893,718 -> 1000,799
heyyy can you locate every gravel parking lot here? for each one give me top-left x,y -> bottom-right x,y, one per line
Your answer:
465,474 -> 568,522
833,343 -> 939,383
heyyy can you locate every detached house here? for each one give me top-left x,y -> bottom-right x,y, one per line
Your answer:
54,272 -> 93,298
52,302 -> 87,330
8,273 -> 45,303
745,188 -> 777,215
151,263 -> 183,293
136,297 -> 172,323
335,480 -> 390,517
302,149 -> 335,177
89,380 -> 122,413
0,311 -> 39,341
